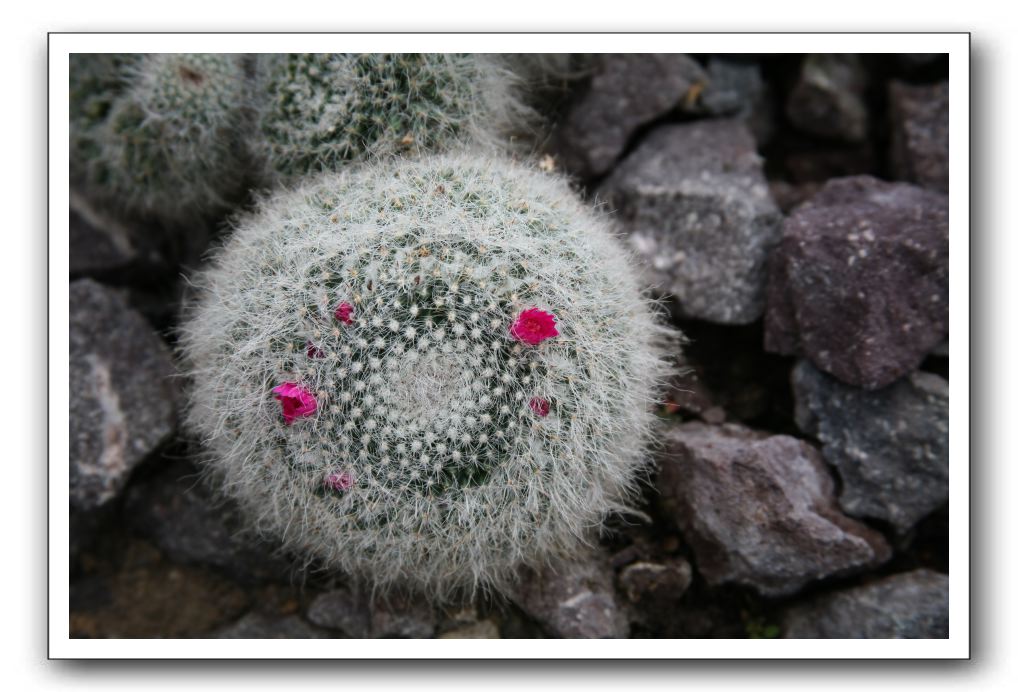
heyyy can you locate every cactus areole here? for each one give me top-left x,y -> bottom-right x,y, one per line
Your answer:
181,153 -> 672,599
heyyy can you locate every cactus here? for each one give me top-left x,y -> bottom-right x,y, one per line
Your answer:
251,53 -> 531,183
180,151 -> 675,600
69,53 -> 250,221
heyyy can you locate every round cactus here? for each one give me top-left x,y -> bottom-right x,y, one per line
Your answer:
251,53 -> 531,183
180,152 -> 674,599
69,53 -> 250,221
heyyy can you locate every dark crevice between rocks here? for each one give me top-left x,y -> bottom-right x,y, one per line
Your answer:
759,53 -> 947,186
921,352 -> 950,380
668,317 -> 799,435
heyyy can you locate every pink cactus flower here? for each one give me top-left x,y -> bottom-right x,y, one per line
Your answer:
272,382 -> 317,425
306,341 -> 325,359
323,471 -> 355,491
334,302 -> 355,324
510,307 -> 559,345
529,396 -> 550,417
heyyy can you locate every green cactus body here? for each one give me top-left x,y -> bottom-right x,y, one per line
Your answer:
253,53 -> 529,182
69,53 -> 250,221
181,152 -> 673,599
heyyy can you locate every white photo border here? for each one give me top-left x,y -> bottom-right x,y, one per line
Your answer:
49,32 -> 970,659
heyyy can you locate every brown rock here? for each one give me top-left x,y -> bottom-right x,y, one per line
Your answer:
656,422 -> 891,597
69,541 -> 250,638
764,176 -> 948,389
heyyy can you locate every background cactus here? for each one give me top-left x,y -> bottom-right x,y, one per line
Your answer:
180,151 -> 674,599
251,53 -> 532,183
69,53 -> 251,221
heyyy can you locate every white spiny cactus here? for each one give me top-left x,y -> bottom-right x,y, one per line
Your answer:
180,151 -> 675,599
251,53 -> 532,183
70,53 -> 251,221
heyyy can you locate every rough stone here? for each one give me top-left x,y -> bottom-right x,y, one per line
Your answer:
308,586 -> 438,638
700,57 -> 773,144
69,279 -> 177,511
70,540 -> 250,638
617,557 -> 694,631
765,176 -> 949,389
510,552 -> 629,638
783,569 -> 949,638
889,80 -> 949,194
124,459 -> 293,584
215,612 -> 333,639
786,54 -> 869,142
599,119 -> 782,324
656,422 -> 891,597
438,619 -> 501,639
306,585 -> 372,638
792,360 -> 949,534
552,54 -> 707,178
370,592 -> 438,638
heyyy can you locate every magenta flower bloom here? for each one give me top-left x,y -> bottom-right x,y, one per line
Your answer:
510,307 -> 559,345
305,340 -> 325,359
272,382 -> 317,425
323,471 -> 355,491
334,302 -> 355,324
529,396 -> 550,417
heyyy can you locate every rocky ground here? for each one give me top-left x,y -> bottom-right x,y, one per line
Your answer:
68,52 -> 950,639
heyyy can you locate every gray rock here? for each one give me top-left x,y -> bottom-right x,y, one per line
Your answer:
306,586 -> 372,637
786,54 -> 869,143
599,119 -> 782,324
889,80 -> 949,193
370,592 -> 438,638
783,569 -> 949,638
552,54 -> 707,178
215,612 -> 333,639
69,279 -> 177,510
765,176 -> 949,389
307,586 -> 438,638
510,552 -> 629,638
124,460 -> 293,584
792,360 -> 948,534
656,422 -> 891,597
